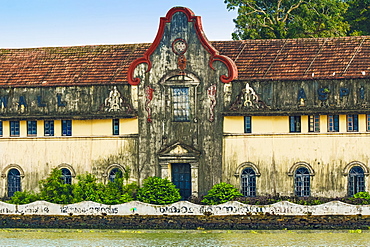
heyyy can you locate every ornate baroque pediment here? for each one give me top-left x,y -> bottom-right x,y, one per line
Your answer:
127,7 -> 238,85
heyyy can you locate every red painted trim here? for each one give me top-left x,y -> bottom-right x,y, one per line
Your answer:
127,7 -> 238,85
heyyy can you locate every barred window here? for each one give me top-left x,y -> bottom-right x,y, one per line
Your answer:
289,116 -> 301,133
44,120 -> 54,136
112,119 -> 119,135
244,116 -> 252,133
109,168 -> 122,182
367,115 -> 370,131
308,115 -> 320,132
172,87 -> 190,122
241,167 -> 256,197
347,115 -> 358,132
61,168 -> 72,185
328,115 -> 339,132
62,120 -> 72,136
10,121 -> 20,137
27,121 -> 37,136
8,169 -> 21,197
295,167 -> 310,197
348,166 -> 365,196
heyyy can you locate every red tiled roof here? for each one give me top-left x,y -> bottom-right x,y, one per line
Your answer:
0,44 -> 150,87
0,36 -> 369,87
212,36 -> 370,80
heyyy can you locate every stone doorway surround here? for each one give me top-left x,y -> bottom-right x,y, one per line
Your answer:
158,142 -> 200,197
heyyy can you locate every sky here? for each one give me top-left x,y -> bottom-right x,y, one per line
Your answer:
0,0 -> 237,48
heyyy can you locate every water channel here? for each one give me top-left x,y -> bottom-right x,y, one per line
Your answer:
0,229 -> 369,246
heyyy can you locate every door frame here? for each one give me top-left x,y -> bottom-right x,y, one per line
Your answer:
158,142 -> 200,197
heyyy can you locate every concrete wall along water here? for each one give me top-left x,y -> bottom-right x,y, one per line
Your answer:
1,200 -> 370,216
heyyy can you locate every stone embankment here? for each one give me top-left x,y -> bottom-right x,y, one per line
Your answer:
1,214 -> 370,230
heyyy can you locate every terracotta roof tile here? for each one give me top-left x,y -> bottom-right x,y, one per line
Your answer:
0,37 -> 369,87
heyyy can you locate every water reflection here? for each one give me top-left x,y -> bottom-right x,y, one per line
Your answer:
0,229 -> 369,246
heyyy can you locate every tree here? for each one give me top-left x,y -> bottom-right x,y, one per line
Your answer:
345,0 -> 370,35
224,0 -> 349,39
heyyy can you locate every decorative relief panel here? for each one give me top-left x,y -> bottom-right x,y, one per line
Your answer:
207,84 -> 217,122
229,83 -> 269,111
104,86 -> 133,113
145,85 -> 155,123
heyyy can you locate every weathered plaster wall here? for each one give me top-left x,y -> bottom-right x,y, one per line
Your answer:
223,133 -> 370,197
227,79 -> 370,115
0,118 -> 138,137
0,135 -> 138,196
0,85 -> 135,119
133,11 -> 229,194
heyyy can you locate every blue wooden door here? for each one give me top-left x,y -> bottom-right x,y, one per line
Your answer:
171,163 -> 191,200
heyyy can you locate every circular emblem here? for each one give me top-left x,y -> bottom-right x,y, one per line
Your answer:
172,38 -> 187,55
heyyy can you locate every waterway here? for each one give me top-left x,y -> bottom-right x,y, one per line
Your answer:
0,229 -> 369,246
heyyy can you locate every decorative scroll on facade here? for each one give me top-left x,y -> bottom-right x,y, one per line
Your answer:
145,85 -> 155,123
207,84 -> 217,122
229,83 -> 268,111
104,86 -> 133,113
127,7 -> 238,85
172,38 -> 187,72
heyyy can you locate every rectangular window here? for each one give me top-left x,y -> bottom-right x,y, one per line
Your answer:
62,120 -> 72,136
172,87 -> 190,122
0,121 -> 2,137
367,115 -> 370,131
10,121 -> 20,137
112,119 -> 119,135
289,116 -> 301,133
308,115 -> 320,132
328,115 -> 339,132
244,116 -> 252,133
27,121 -> 37,136
44,120 -> 54,136
347,114 -> 358,132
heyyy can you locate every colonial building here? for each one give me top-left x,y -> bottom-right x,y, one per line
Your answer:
1,7 -> 370,199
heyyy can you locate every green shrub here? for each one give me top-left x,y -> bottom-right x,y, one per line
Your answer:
38,168 -> 74,204
101,172 -> 139,205
137,177 -> 181,205
353,192 -> 370,201
120,182 -> 139,202
8,191 -> 39,205
72,173 -> 104,203
202,182 -> 243,205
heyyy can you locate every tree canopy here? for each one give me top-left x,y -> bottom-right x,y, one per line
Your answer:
345,0 -> 370,35
225,0 -> 369,39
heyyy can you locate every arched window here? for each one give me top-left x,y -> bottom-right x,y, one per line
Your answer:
8,169 -> 21,197
241,167 -> 256,197
348,166 -> 365,196
109,168 -> 122,182
61,168 -> 72,184
295,167 -> 310,197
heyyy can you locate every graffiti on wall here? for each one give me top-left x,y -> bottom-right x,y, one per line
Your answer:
0,200 -> 368,216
